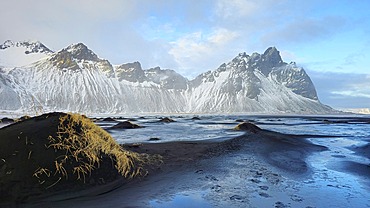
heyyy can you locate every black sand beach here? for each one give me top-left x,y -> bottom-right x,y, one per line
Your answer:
1,113 -> 369,207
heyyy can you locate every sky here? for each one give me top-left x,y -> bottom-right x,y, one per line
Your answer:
1,0 -> 369,109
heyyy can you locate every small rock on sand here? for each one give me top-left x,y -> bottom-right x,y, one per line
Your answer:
110,121 -> 143,129
158,117 -> 176,123
102,117 -> 117,122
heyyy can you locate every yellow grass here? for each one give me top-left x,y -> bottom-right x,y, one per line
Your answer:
42,113 -> 147,182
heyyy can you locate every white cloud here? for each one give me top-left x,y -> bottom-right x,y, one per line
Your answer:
169,28 -> 239,77
332,91 -> 370,99
208,28 -> 238,44
335,77 -> 370,98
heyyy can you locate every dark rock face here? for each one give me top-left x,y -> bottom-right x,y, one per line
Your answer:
116,62 -> 146,82
49,50 -> 80,71
272,65 -> 318,100
259,46 -> 284,76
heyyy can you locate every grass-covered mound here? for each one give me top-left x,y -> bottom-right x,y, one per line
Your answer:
0,112 -> 148,202
233,122 -> 261,133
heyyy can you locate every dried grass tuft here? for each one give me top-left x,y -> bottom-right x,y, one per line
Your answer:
37,113 -> 148,183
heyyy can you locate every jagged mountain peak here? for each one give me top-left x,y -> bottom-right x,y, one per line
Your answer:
62,42 -> 99,61
233,46 -> 284,76
237,52 -> 248,58
231,52 -> 249,64
229,47 -> 283,69
114,63 -> 188,90
66,42 -> 89,51
116,61 -> 143,71
263,46 -> 278,55
0,40 -> 53,54
46,43 -> 111,72
210,47 -> 284,75
145,66 -> 189,90
147,66 -> 172,73
115,61 -> 145,82
262,46 -> 283,65
0,40 -> 15,49
191,46 -> 319,102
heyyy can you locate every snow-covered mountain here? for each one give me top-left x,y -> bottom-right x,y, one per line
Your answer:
187,47 -> 331,113
0,40 -> 334,114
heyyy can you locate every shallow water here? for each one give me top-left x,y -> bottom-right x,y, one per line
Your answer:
97,115 -> 246,143
92,114 -> 370,207
95,114 -> 370,144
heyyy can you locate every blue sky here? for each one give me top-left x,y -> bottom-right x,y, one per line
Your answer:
1,0 -> 369,109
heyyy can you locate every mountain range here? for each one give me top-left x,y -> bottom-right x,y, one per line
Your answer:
0,40 -> 334,114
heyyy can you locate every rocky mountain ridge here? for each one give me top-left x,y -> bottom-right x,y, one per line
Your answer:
0,40 -> 333,114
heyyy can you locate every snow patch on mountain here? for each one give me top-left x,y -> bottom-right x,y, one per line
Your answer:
0,40 -> 53,67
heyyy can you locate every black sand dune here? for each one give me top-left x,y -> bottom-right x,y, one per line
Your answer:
0,112 -> 149,204
232,122 -> 328,174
